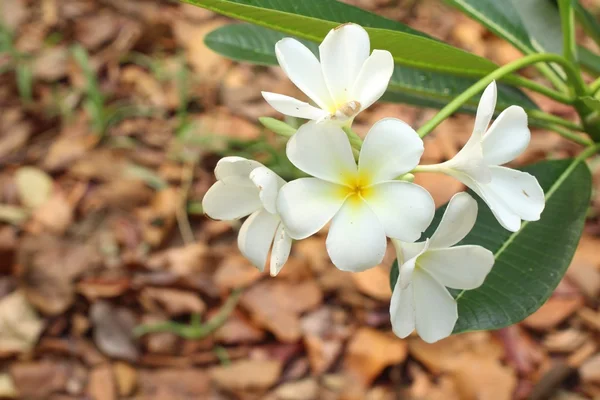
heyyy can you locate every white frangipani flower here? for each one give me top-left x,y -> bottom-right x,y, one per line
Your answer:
262,23 -> 394,125
390,192 -> 494,343
202,157 -> 291,276
417,81 -> 544,232
277,118 -> 435,272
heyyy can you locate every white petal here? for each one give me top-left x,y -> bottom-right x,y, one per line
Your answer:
214,156 -> 264,182
413,269 -> 458,343
482,106 -> 530,166
275,38 -> 333,111
470,166 -> 545,232
473,81 -> 497,135
419,245 -> 494,290
397,240 -> 429,289
276,178 -> 346,240
261,92 -> 328,120
270,223 -> 292,276
365,181 -> 434,242
429,192 -> 478,249
237,210 -> 279,271
249,166 -> 285,214
202,181 -> 261,220
286,122 -> 357,185
351,50 -> 394,112
319,23 -> 370,105
358,118 -> 424,183
326,197 -> 387,272
392,239 -> 428,266
442,133 -> 491,184
390,282 -> 415,339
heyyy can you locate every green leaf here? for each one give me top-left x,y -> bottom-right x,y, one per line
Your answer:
390,158 -> 592,333
258,117 -> 296,137
447,0 -> 600,75
187,0 -> 499,77
580,96 -> 600,111
205,23 -> 538,113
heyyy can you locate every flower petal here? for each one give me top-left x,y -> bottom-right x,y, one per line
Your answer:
276,178 -> 346,240
365,181 -> 435,242
397,240 -> 429,289
326,197 -> 387,272
261,92 -> 328,120
237,209 -> 279,271
214,156 -> 264,182
413,269 -> 458,343
441,133 -> 491,184
469,166 -> 545,232
275,38 -> 333,111
392,239 -> 428,266
473,81 -> 497,135
419,245 -> 494,290
482,106 -> 530,166
358,118 -> 424,183
351,50 -> 394,112
270,223 -> 292,277
319,23 -> 370,105
249,166 -> 285,214
429,192 -> 478,249
286,122 -> 357,185
202,180 -> 261,220
390,282 -> 415,339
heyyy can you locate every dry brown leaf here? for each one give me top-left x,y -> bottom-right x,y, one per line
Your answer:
413,172 -> 465,208
274,378 -> 319,400
10,360 -> 70,398
43,131 -> 100,172
90,301 -> 139,362
0,374 -> 17,399
137,369 -> 211,399
140,287 -> 205,316
213,310 -> 266,344
113,361 -> 137,397
523,296 -> 584,330
145,242 -> 208,275
136,187 -> 179,247
214,254 -> 263,291
450,354 -> 517,400
76,277 -> 131,301
351,266 -> 392,301
0,290 -> 44,356
87,364 -> 117,400
344,327 -> 407,385
33,46 -> 69,81
566,261 -> 600,299
543,329 -> 588,353
75,12 -> 120,50
210,359 -> 282,392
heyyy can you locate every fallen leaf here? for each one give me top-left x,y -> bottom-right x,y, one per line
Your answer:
0,290 -> 44,356
29,190 -> 74,234
210,359 -> 282,392
14,166 -> 53,209
580,354 -> 600,384
146,242 -> 208,275
413,172 -> 465,208
543,329 -> 588,353
87,364 -> 117,400
566,261 -> 600,299
136,187 -> 179,247
0,205 -> 28,224
274,378 -> 319,400
523,296 -> 583,330
77,277 -> 131,301
33,46 -> 69,81
214,310 -> 266,344
140,287 -> 206,316
113,361 -> 137,397
137,369 -> 211,398
301,307 -> 348,375
214,254 -> 263,291
450,354 -> 517,400
10,360 -> 70,398
75,12 -> 120,50
351,266 -> 392,301
0,374 -> 17,398
344,327 -> 407,385
90,301 -> 139,362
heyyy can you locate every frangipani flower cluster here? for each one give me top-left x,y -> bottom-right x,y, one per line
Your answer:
202,23 -> 546,342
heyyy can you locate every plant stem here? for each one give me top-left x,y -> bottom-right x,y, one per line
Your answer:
134,288 -> 243,339
528,110 -> 583,131
508,76 -> 571,103
530,121 -> 593,146
418,53 -> 585,138
590,77 -> 600,95
559,0 -> 580,89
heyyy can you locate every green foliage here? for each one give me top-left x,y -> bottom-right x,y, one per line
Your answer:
390,158 -> 592,332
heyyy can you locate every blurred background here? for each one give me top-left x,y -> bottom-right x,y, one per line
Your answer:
1,0 -> 600,399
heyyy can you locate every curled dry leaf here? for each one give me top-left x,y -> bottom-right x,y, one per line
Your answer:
214,254 -> 263,291
137,369 -> 211,398
0,290 -> 44,356
87,364 -> 117,400
9,360 -> 71,398
90,301 -> 139,362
